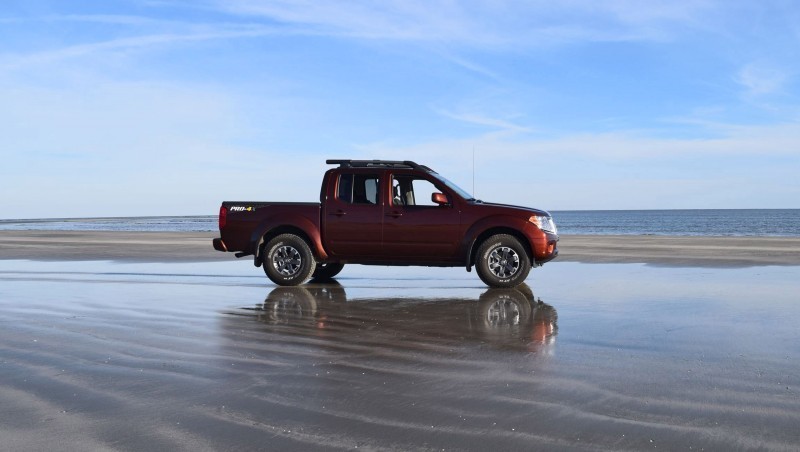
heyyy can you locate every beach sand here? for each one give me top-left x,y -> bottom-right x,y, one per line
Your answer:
0,231 -> 225,262
2,232 -> 800,450
2,230 -> 800,266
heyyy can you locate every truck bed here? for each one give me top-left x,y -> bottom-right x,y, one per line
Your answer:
217,202 -> 321,253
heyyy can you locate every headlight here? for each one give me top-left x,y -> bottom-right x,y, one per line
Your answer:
529,215 -> 557,234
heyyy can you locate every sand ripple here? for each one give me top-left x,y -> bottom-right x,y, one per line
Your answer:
2,260 -> 799,450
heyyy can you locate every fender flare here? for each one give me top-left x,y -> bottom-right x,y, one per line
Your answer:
249,214 -> 328,266
462,215 -> 535,270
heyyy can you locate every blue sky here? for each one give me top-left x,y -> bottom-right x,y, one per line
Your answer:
2,1 -> 799,218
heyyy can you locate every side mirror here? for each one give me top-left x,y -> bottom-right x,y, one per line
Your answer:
431,192 -> 449,206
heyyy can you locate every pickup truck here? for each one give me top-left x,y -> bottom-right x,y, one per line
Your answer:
212,160 -> 558,288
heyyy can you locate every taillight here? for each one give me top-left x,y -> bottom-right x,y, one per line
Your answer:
219,206 -> 227,230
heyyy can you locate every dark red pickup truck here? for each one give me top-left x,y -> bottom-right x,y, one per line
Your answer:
213,160 -> 558,287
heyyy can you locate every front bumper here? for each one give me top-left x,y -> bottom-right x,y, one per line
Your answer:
534,232 -> 559,265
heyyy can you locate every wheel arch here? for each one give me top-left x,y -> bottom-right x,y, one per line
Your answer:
466,225 -> 534,271
253,223 -> 322,267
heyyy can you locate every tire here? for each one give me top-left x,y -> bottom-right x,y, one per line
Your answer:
311,262 -> 344,280
474,234 -> 531,288
262,234 -> 316,286
261,287 -> 317,324
477,288 -> 533,329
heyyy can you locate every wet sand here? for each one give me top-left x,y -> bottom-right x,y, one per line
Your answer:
2,230 -> 800,266
558,234 -> 800,266
2,233 -> 800,450
0,231 -> 226,262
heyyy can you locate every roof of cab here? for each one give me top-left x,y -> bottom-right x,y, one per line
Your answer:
326,159 -> 435,173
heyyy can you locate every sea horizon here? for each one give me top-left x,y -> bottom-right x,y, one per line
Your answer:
2,207 -> 798,221
2,208 -> 800,236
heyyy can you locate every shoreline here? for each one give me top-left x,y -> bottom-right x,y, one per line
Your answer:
1,230 -> 800,267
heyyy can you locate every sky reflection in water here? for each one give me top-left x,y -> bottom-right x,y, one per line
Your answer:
1,260 -> 799,449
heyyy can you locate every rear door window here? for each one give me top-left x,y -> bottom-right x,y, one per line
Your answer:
338,173 -> 379,205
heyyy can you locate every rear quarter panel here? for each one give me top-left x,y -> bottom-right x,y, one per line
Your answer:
219,202 -> 322,256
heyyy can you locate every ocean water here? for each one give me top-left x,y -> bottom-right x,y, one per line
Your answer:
1,209 -> 799,236
552,209 -> 800,236
0,216 -> 217,232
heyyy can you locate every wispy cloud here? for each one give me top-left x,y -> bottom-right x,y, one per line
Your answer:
735,62 -> 789,97
437,52 -> 503,82
547,122 -> 792,157
354,120 -> 800,208
435,108 -> 533,134
0,79 -> 334,216
206,0 -> 719,47
356,120 -> 800,174
0,25 -> 282,70
3,0 -> 798,214
1,13 -> 180,26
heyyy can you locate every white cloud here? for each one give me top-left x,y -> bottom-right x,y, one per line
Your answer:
3,71 -> 798,216
736,63 -> 789,97
208,0 -> 719,47
1,13 -> 182,27
0,25 -> 282,71
354,120 -> 800,209
434,108 -> 533,134
437,52 -> 503,81
3,0 -> 797,216
0,79 -> 324,217
361,121 -> 800,161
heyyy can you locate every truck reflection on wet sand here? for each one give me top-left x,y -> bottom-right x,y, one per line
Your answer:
243,282 -> 557,352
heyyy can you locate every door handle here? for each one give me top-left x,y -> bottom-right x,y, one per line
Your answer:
330,210 -> 347,217
386,211 -> 403,218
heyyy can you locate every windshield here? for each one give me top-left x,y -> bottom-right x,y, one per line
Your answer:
433,174 -> 474,201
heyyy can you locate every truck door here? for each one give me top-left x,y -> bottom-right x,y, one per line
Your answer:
324,171 -> 384,257
382,174 -> 461,260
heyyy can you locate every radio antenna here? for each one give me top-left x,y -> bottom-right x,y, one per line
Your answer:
472,146 -> 476,198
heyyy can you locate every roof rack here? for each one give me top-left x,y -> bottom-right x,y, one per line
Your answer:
326,159 -> 435,172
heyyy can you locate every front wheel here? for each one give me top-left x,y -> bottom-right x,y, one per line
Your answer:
475,234 -> 531,288
262,234 -> 316,286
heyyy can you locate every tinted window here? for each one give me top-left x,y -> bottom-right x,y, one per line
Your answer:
337,174 -> 353,203
339,173 -> 379,205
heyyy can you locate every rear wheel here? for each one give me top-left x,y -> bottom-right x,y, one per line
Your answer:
262,234 -> 316,286
312,262 -> 344,280
475,234 -> 531,288
261,287 -> 317,324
